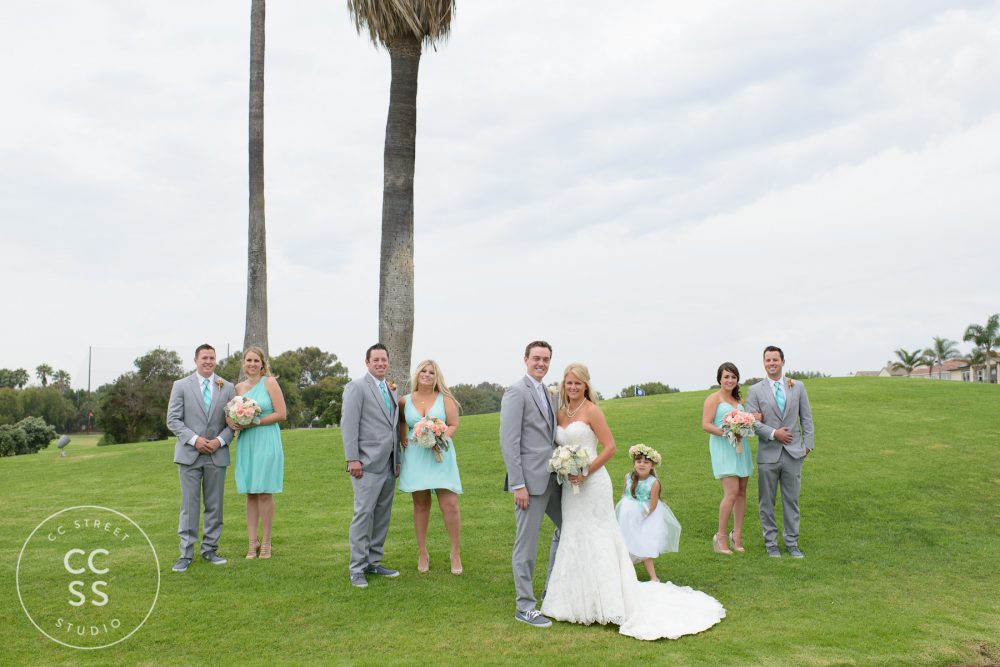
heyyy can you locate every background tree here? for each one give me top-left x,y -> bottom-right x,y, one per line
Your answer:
97,348 -> 184,444
244,0 -> 269,358
615,381 -> 680,399
35,363 -> 53,387
963,314 -> 999,383
786,370 -> 830,380
892,348 -> 924,376
16,388 -> 77,432
451,382 -> 505,416
52,369 -> 71,392
922,336 -> 960,379
13,368 -> 30,389
347,0 -> 456,395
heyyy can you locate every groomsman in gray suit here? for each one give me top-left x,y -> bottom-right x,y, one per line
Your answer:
746,345 -> 815,559
166,344 -> 235,572
341,343 -> 402,588
500,341 -> 562,628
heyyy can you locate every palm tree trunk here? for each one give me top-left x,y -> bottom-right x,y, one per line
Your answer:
378,33 -> 420,394
245,0 -> 268,358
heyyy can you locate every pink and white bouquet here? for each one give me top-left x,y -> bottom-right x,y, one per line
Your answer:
413,416 -> 450,462
547,445 -> 592,495
225,396 -> 262,428
721,409 -> 757,454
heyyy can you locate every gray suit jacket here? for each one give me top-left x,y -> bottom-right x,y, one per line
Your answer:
500,376 -> 557,495
340,374 -> 401,471
167,373 -> 236,466
746,377 -> 814,464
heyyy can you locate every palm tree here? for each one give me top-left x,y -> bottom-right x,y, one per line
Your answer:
53,369 -> 71,392
965,347 -> 987,381
243,0 -> 269,357
963,314 -> 999,383
35,364 -> 53,387
922,336 -> 960,379
347,0 -> 456,394
891,348 -> 923,376
12,368 -> 29,389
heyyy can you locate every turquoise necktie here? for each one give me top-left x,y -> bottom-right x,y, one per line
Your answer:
379,381 -> 391,411
774,381 -> 785,413
202,378 -> 212,413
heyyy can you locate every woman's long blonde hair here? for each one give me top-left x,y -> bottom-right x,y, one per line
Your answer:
410,359 -> 461,410
559,362 -> 598,411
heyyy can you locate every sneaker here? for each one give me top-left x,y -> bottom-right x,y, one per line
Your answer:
787,546 -> 805,559
765,545 -> 781,558
514,609 -> 552,628
364,564 -> 400,578
202,551 -> 228,565
172,557 -> 192,572
350,574 -> 368,588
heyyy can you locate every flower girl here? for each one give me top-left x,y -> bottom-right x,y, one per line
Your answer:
615,444 -> 682,582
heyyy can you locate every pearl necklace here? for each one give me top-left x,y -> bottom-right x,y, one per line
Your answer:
566,399 -> 587,417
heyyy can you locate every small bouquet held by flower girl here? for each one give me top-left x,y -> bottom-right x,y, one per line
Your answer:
547,445 -> 592,494
412,416 -> 450,462
225,396 -> 262,428
721,409 -> 757,454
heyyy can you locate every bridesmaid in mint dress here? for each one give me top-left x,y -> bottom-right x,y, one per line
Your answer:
397,359 -> 463,574
701,362 -> 758,555
231,346 -> 286,561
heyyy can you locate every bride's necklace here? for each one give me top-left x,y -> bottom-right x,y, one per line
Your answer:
566,399 -> 587,417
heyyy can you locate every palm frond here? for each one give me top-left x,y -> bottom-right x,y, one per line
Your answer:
347,0 -> 455,48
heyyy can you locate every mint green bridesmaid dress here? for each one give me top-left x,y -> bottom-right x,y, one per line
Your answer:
234,379 -> 284,493
398,394 -> 462,494
708,402 -> 753,479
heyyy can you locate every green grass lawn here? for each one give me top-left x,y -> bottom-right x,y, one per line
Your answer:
3,378 -> 999,666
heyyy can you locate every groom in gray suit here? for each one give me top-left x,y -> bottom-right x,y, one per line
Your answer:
500,340 -> 562,628
746,345 -> 815,559
341,343 -> 402,588
166,344 -> 235,572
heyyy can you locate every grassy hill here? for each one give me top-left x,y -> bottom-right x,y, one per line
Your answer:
2,378 -> 998,666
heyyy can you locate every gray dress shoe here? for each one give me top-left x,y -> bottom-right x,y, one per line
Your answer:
765,545 -> 781,558
202,551 -> 228,565
350,574 -> 369,588
364,564 -> 400,577
172,557 -> 193,572
787,546 -> 805,559
514,609 -> 552,628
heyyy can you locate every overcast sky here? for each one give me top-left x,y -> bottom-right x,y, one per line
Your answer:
2,1 -> 998,395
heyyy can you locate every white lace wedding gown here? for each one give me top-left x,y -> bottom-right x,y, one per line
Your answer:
540,422 -> 726,640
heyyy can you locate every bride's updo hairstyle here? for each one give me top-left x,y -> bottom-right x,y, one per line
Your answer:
560,362 -> 598,411
410,359 -> 461,411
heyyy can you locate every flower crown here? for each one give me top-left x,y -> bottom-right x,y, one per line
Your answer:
628,444 -> 661,465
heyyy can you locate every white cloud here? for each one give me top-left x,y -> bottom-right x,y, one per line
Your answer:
1,0 -> 998,395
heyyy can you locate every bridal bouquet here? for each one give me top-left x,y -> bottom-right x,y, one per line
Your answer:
548,445 -> 592,495
412,416 -> 450,462
721,410 -> 757,454
225,396 -> 262,427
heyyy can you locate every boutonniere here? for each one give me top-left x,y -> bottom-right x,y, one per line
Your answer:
388,380 -> 397,392
786,378 -> 795,388
215,378 -> 224,390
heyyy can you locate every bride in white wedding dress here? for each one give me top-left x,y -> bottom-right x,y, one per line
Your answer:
540,363 -> 726,641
